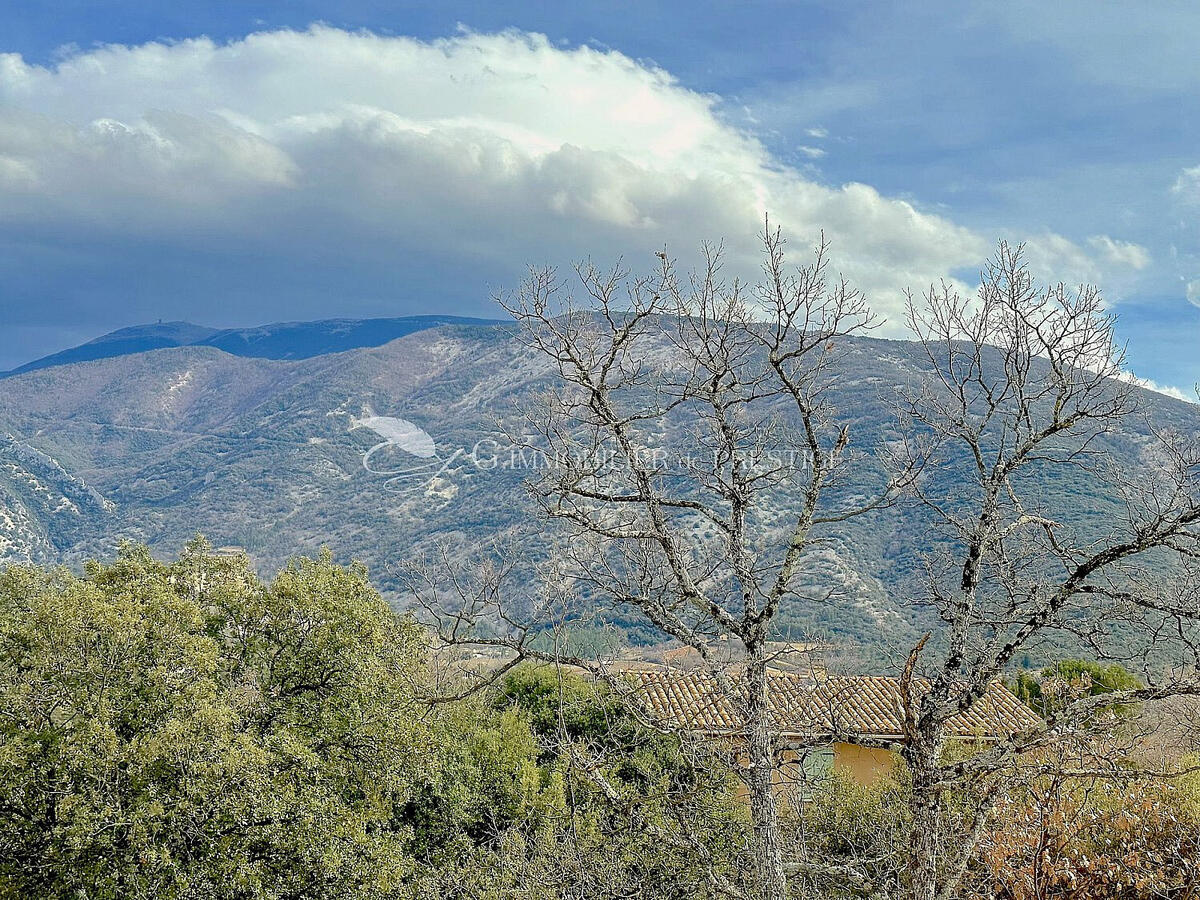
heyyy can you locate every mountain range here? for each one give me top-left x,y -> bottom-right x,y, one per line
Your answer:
1,316 -> 505,377
1,316 -> 1197,650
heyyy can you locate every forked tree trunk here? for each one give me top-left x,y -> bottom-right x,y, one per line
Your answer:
744,647 -> 788,900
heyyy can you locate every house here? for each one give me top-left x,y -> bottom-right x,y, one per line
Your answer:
631,668 -> 1042,786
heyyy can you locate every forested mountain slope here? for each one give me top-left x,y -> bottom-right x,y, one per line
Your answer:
1,319 -> 1195,648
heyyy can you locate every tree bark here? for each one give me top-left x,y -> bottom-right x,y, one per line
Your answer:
744,645 -> 788,900
906,740 -> 944,900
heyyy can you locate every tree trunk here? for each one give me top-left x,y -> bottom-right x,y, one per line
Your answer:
744,647 -> 788,900
906,743 -> 944,900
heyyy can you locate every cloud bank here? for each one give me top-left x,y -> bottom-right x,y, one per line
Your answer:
0,26 -> 1153,345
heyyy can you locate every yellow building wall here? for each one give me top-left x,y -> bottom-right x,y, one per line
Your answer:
766,742 -> 896,799
732,742 -> 898,804
831,742 -> 896,784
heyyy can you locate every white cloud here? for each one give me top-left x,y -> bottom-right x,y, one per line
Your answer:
1175,166 -> 1200,203
1088,235 -> 1151,270
797,145 -> 826,159
1187,279 -> 1200,308
1117,371 -> 1195,403
1015,232 -> 1109,293
0,26 -> 1134,327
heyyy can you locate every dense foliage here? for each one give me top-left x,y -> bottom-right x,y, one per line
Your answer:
0,542 -> 745,899
2,543 -> 1197,899
1011,660 -> 1147,730
1012,660 -> 1144,716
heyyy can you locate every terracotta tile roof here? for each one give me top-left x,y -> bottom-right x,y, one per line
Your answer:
631,669 -> 1041,740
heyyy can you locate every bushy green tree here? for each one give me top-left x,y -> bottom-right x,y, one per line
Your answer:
0,540 -> 443,899
1012,659 -> 1143,718
0,543 -> 748,899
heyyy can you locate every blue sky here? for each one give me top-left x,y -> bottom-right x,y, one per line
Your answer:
0,1 -> 1197,394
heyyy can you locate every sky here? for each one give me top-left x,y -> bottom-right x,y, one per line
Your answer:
0,1 -> 1197,395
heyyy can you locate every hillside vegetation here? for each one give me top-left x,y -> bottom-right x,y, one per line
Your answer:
3,544 -> 1197,900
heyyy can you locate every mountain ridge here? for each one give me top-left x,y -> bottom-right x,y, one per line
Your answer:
2,315 -> 508,378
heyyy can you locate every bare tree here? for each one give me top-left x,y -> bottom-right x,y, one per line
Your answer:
409,226 -> 913,900
894,243 -> 1200,900
407,233 -> 1200,900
